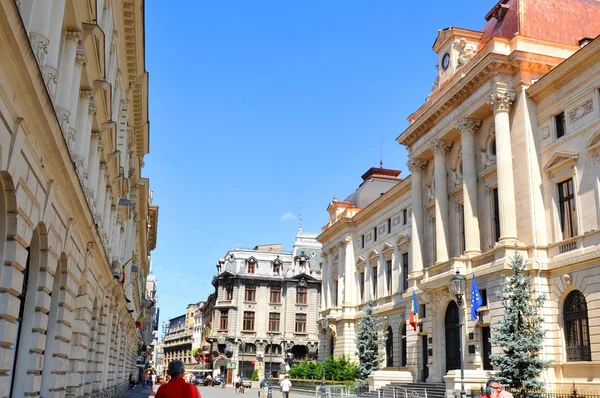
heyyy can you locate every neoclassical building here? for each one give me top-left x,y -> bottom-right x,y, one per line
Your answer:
208,232 -> 322,384
0,0 -> 158,396
319,0 -> 600,393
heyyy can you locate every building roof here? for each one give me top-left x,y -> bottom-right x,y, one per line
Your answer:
481,0 -> 600,47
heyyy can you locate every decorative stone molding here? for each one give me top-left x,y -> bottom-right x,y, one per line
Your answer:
454,38 -> 477,68
75,44 -> 87,66
429,139 -> 452,155
16,0 -> 22,12
489,91 -> 513,114
449,167 -> 463,188
42,66 -> 58,99
543,151 -> 578,183
88,100 -> 97,115
479,148 -> 496,170
56,108 -> 70,134
80,88 -> 94,99
454,117 -> 481,136
29,32 -> 49,66
66,29 -> 82,43
407,157 -> 427,172
568,99 -> 593,124
67,127 -> 76,154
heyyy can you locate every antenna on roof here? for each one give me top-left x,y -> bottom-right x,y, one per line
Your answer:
380,131 -> 383,168
299,205 -> 303,233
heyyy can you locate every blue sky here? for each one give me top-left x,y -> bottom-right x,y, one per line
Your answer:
144,0 -> 493,333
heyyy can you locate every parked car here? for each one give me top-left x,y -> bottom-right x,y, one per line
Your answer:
241,378 -> 252,388
194,375 -> 204,385
213,375 -> 224,385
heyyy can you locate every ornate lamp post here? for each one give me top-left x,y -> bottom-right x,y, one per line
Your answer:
450,270 -> 467,398
267,333 -> 274,398
320,316 -> 329,398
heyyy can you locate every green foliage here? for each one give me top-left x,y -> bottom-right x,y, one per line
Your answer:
287,355 -> 359,381
251,370 -> 259,381
356,300 -> 388,380
489,251 -> 551,390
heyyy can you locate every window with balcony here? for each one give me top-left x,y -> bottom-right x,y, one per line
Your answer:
558,178 -> 578,239
270,285 -> 281,304
269,312 -> 280,332
219,310 -> 228,330
402,253 -> 409,292
245,285 -> 256,302
386,260 -> 392,296
243,311 -> 255,331
295,314 -> 307,333
296,286 -> 307,304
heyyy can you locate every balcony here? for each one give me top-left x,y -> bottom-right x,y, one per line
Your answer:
547,230 -> 600,268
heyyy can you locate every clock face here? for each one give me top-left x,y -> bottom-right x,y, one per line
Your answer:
442,53 -> 450,70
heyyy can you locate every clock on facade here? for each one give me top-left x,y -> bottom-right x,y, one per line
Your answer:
442,53 -> 450,70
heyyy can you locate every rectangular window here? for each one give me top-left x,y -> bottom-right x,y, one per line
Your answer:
374,227 -> 378,242
372,267 -> 378,299
248,261 -> 256,274
387,218 -> 392,233
219,310 -> 228,330
432,217 -> 437,264
273,262 -> 281,275
243,311 -> 255,331
558,179 -> 578,239
295,314 -> 307,333
270,286 -> 281,304
403,209 -> 408,225
296,286 -> 307,304
459,204 -> 465,254
245,285 -> 256,302
359,272 -> 365,302
555,112 -> 566,139
269,312 -> 280,332
402,253 -> 409,291
480,289 -> 488,307
492,188 -> 501,243
335,281 -> 339,306
362,235 -> 365,249
420,304 -> 427,318
386,260 -> 392,295
225,285 -> 233,301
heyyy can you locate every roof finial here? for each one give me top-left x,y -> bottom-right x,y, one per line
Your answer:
380,131 -> 383,168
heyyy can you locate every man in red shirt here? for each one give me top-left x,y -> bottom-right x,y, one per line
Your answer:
155,360 -> 201,398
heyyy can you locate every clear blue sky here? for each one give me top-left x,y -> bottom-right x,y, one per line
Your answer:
144,0 -> 493,333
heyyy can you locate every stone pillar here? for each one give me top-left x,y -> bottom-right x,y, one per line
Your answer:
407,158 -> 427,277
455,118 -> 482,255
325,250 -> 332,309
27,0 -> 53,66
85,133 -> 101,205
321,253 -> 327,310
74,90 -> 93,179
489,92 -> 518,242
43,0 -> 66,100
55,30 -> 81,134
112,216 -> 123,263
337,243 -> 344,308
96,165 -> 108,225
430,139 -> 452,263
343,236 -> 355,307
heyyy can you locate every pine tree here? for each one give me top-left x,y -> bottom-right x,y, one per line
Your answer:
356,300 -> 388,380
489,251 -> 551,390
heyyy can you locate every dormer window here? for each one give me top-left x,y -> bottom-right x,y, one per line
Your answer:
247,259 -> 256,274
296,253 -> 309,272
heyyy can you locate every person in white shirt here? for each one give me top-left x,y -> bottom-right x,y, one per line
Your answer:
235,374 -> 241,393
280,375 -> 292,398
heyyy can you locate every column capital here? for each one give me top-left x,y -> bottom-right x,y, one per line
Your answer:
91,131 -> 102,140
489,91 -> 513,114
429,139 -> 452,156
454,117 -> 481,137
80,89 -> 93,99
66,30 -> 82,42
407,157 -> 427,172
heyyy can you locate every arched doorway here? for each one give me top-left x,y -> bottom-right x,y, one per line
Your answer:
291,345 -> 308,362
445,301 -> 460,372
385,327 -> 393,367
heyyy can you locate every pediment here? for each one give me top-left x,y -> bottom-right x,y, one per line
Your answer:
367,249 -> 379,260
381,242 -> 394,253
356,256 -> 366,265
543,151 -> 578,173
396,233 -> 411,246
586,128 -> 600,154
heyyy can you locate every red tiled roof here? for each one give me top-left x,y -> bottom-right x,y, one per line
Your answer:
481,0 -> 600,47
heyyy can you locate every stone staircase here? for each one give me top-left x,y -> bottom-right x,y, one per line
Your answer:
359,382 -> 446,398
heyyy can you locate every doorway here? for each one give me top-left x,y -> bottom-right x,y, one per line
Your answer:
421,335 -> 429,381
445,301 -> 460,372
481,326 -> 493,370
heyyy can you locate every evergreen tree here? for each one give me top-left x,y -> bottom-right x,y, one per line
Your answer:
489,251 -> 551,390
356,300 -> 388,380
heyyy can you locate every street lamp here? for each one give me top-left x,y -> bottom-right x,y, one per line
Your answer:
267,333 -> 274,398
320,316 -> 329,398
449,270 -> 467,398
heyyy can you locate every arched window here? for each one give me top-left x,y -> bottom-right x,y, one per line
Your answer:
385,327 -> 393,367
564,290 -> 591,361
400,323 -> 407,367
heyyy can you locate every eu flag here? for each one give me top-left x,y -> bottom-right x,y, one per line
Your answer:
471,274 -> 483,321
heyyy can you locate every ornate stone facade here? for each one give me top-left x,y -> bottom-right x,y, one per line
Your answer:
0,0 -> 158,396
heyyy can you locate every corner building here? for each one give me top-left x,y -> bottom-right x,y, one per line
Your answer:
0,0 -> 158,396
319,0 -> 600,393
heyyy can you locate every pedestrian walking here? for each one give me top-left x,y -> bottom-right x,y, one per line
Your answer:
280,374 -> 292,398
155,360 -> 201,398
235,374 -> 241,393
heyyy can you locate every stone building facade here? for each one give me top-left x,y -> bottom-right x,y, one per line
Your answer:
162,303 -> 198,370
208,231 -> 322,383
0,0 -> 158,396
319,0 -> 600,393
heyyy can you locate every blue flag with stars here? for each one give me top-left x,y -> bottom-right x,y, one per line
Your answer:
471,274 -> 483,321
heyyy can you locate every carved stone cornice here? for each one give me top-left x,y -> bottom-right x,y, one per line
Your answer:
454,117 -> 481,137
66,30 -> 82,42
88,100 -> 97,115
489,91 -> 513,114
407,158 -> 427,172
80,89 -> 94,99
429,139 -> 452,156
29,32 -> 49,66
91,131 -> 102,140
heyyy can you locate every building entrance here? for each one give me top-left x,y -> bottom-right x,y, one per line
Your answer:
445,301 -> 460,372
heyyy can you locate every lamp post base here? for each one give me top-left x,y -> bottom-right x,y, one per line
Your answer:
267,385 -> 272,398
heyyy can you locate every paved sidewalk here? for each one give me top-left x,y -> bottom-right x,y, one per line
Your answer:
120,384 -> 157,397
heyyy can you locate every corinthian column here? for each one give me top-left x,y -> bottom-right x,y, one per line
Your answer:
95,164 -> 107,225
430,139 -> 452,263
27,0 -> 53,66
407,157 -> 427,276
44,0 -> 66,100
55,30 -> 81,134
489,92 -> 518,242
455,118 -> 481,255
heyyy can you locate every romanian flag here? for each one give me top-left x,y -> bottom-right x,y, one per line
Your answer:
410,291 -> 419,331
135,315 -> 142,328
121,264 -> 126,285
